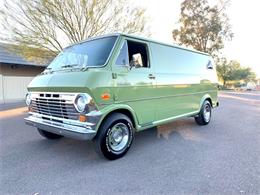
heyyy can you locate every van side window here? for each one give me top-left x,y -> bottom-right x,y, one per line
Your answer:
115,41 -> 129,66
127,41 -> 149,68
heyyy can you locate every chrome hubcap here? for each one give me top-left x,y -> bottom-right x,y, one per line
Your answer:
204,104 -> 211,122
108,123 -> 129,152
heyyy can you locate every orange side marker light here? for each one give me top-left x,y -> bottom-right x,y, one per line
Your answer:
101,93 -> 110,100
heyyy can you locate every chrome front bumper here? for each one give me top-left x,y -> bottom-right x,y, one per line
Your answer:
25,112 -> 101,140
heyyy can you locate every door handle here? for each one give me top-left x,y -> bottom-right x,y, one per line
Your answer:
148,74 -> 156,79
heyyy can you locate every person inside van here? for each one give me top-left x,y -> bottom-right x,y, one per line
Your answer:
130,53 -> 143,68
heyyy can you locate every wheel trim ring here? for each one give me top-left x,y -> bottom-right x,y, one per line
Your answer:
108,122 -> 130,152
203,104 -> 211,122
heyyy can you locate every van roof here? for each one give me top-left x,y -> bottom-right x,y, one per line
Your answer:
68,33 -> 210,56
119,33 -> 210,56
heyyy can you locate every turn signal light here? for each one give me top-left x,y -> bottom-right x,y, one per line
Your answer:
79,115 -> 87,122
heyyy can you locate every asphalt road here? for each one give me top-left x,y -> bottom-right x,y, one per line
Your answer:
1,91 -> 260,194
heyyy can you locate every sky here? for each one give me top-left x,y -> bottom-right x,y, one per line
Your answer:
1,0 -> 259,77
133,0 -> 260,77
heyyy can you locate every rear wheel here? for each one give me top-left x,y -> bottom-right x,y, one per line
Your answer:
94,113 -> 134,160
195,100 -> 212,125
37,128 -> 63,139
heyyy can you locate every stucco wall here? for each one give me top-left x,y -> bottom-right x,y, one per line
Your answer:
0,64 -> 45,103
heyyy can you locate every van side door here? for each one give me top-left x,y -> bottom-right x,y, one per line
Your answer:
112,38 -> 156,128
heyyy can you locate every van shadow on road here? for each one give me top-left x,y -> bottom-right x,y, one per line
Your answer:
2,115 -> 202,165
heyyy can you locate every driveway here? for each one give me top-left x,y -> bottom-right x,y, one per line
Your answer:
0,91 -> 259,194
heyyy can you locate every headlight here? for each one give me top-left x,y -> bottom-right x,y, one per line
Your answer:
74,94 -> 91,113
25,93 -> 31,106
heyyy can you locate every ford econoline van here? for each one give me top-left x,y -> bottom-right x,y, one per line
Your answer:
25,33 -> 219,160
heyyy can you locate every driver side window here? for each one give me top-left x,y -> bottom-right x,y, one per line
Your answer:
115,40 -> 149,68
127,40 -> 149,68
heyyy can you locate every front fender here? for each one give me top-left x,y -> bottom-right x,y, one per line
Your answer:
199,94 -> 212,109
96,104 -> 139,131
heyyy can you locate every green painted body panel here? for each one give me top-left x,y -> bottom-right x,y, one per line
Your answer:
28,69 -> 115,109
27,33 -> 218,133
111,37 -> 156,126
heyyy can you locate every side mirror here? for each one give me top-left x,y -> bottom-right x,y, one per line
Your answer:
207,60 -> 213,69
130,53 -> 143,69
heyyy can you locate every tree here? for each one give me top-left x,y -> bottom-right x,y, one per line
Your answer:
0,0 -> 149,56
216,58 -> 235,86
217,58 -> 256,87
235,67 -> 257,83
172,0 -> 233,55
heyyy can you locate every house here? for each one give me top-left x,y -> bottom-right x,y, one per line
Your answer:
0,43 -> 50,103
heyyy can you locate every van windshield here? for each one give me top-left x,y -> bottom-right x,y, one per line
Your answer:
47,36 -> 117,71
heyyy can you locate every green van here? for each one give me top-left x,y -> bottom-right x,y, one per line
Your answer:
25,33 -> 219,160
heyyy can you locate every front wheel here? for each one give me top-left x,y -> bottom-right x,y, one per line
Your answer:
94,113 -> 134,160
194,100 -> 212,125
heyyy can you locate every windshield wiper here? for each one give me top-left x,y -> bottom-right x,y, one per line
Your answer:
61,64 -> 89,71
41,67 -> 53,74
61,64 -> 79,69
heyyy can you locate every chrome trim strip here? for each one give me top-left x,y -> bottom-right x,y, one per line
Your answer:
137,110 -> 200,131
30,92 -> 77,102
28,112 -> 95,127
31,105 -> 76,112
31,100 -> 73,104
153,110 -> 199,126
31,107 -> 76,115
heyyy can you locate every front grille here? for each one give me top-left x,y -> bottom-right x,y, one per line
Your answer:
30,93 -> 79,120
